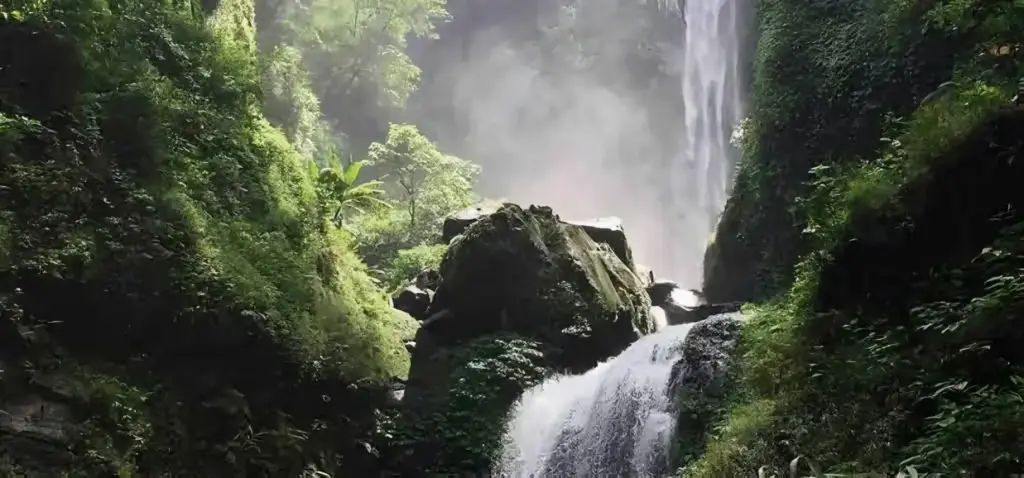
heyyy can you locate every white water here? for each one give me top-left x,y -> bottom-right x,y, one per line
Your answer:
496,324 -> 694,476
666,0 -> 747,286
493,3 -> 747,474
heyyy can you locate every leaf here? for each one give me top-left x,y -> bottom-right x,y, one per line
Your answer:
343,159 -> 365,186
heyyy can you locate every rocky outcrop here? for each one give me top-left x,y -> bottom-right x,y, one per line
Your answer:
443,202 -> 640,272
419,204 -> 653,363
670,313 -> 743,464
0,364 -> 78,475
392,203 -> 655,474
441,200 -> 503,243
392,286 -> 432,321
562,217 -> 635,269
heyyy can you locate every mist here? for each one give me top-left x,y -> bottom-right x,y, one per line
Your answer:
408,0 -> 720,287
453,39 -> 679,282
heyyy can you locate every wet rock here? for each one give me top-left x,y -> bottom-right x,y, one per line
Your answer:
646,279 -> 682,307
393,286 -> 432,321
646,281 -> 741,325
669,313 -> 743,464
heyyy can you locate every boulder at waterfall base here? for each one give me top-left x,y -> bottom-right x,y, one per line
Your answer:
423,203 -> 654,366
391,203 -> 655,474
670,313 -> 743,465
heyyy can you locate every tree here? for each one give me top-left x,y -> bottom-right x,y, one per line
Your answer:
366,123 -> 478,235
347,123 -> 478,272
316,146 -> 391,226
274,0 -> 449,149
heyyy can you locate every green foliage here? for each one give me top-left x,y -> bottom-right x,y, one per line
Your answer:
706,0 -> 1023,302
260,44 -> 329,159
391,336 -> 549,473
258,0 -> 449,148
316,146 -> 391,226
366,123 -> 479,234
0,0 -> 420,474
691,1 -> 1024,475
349,123 -> 477,276
380,243 -> 446,291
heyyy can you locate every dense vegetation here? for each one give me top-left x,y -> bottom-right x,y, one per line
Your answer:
0,0 -> 479,474
692,0 -> 1024,475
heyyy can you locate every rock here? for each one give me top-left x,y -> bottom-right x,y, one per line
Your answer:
386,388 -> 405,406
421,203 -> 653,366
441,200 -> 504,243
443,204 -> 640,273
646,281 -> 740,325
635,263 -> 655,288
392,286 -> 432,321
669,313 -> 743,464
414,268 -> 440,290
404,341 -> 416,353
646,279 -> 681,307
0,366 -> 79,473
562,217 -> 635,270
397,204 -> 654,473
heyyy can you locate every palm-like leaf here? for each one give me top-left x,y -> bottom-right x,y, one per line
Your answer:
340,180 -> 391,213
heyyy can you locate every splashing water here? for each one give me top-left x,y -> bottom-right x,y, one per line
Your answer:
495,324 -> 695,476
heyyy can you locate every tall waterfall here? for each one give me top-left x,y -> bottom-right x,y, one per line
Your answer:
666,0 -> 747,286
496,324 -> 695,476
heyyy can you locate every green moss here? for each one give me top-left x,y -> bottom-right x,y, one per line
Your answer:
390,335 -> 548,474
0,0 -> 413,474
433,204 -> 652,363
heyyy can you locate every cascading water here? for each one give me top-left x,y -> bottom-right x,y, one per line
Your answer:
664,0 -> 748,286
493,2 -> 749,475
496,324 -> 695,476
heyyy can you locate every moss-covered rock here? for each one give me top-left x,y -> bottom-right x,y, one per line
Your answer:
426,203 -> 653,366
393,203 -> 654,474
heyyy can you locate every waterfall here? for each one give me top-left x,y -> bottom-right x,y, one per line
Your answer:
495,324 -> 695,476
664,0 -> 747,286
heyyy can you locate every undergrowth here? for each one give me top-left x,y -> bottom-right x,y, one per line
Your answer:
687,0 -> 1024,473
0,0 -> 414,473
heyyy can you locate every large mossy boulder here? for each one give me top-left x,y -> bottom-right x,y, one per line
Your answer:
423,203 -> 653,368
392,203 -> 654,474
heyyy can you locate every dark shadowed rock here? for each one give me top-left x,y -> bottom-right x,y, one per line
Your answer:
392,286 -> 432,321
414,268 -> 440,290
441,200 -> 504,243
646,281 -> 741,325
646,279 -> 681,307
669,313 -> 743,464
